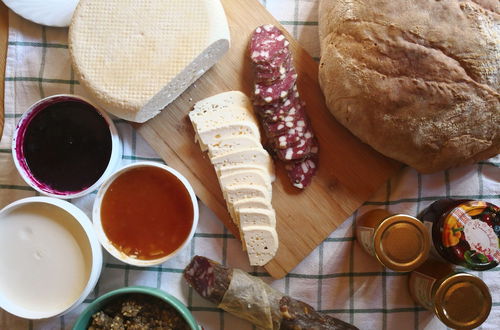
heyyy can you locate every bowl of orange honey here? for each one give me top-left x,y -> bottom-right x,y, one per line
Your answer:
92,161 -> 199,266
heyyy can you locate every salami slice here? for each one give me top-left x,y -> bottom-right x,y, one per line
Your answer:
276,135 -> 316,161
285,157 -> 318,189
249,24 -> 290,65
259,99 -> 306,125
254,54 -> 293,84
264,112 -> 308,138
183,255 -> 231,305
183,256 -> 358,330
254,70 -> 297,105
255,92 -> 301,120
275,129 -> 313,150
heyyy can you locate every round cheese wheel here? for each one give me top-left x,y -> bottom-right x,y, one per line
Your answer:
69,0 -> 230,122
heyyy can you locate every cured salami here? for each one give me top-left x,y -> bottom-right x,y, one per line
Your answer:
183,256 -> 358,330
250,24 -> 319,189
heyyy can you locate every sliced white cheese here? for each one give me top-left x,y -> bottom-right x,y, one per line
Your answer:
232,197 -> 273,212
69,0 -> 230,123
192,90 -> 252,112
242,225 -> 279,266
211,148 -> 273,172
218,164 -> 276,183
196,122 -> 261,151
208,136 -> 262,158
223,185 -> 272,205
219,169 -> 272,192
237,208 -> 276,229
190,105 -> 257,133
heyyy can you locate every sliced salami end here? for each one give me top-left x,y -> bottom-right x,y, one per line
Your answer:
286,157 -> 318,189
183,255 -> 232,305
250,25 -> 290,65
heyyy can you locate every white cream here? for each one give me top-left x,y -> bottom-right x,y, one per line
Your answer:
0,203 -> 91,315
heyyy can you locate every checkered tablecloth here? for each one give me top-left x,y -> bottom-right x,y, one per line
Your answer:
1,1 -> 499,329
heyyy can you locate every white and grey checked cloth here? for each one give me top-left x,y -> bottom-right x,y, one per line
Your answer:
1,1 -> 499,329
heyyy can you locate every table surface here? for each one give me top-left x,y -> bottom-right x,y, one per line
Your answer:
0,2 -> 8,138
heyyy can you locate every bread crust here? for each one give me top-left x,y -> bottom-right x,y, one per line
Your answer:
318,0 -> 499,173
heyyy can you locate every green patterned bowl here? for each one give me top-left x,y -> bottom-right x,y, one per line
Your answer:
72,286 -> 200,330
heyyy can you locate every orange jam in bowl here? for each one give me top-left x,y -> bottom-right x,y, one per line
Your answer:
93,162 -> 198,266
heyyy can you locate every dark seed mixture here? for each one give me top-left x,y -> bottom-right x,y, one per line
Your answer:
87,293 -> 190,330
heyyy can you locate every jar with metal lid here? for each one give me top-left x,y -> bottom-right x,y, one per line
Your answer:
355,209 -> 431,271
408,259 -> 492,329
419,199 -> 500,271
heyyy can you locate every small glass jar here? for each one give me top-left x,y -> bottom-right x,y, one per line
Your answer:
356,209 -> 430,271
419,199 -> 500,271
409,259 -> 492,329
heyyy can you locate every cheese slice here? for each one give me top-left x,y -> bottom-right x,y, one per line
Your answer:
69,0 -> 230,123
218,164 -> 276,182
190,103 -> 256,130
211,148 -> 273,172
196,123 -> 261,151
232,197 -> 273,212
224,185 -> 272,205
237,208 -> 276,228
242,225 -> 279,266
192,91 -> 252,112
208,136 -> 262,158
219,169 -> 272,192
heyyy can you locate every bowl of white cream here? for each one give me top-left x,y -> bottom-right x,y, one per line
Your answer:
0,197 -> 102,319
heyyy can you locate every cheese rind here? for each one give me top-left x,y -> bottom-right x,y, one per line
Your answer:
69,0 -> 230,123
242,225 -> 279,266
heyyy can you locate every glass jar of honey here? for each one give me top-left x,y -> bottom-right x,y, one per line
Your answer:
356,209 -> 430,271
409,259 -> 492,329
419,199 -> 500,271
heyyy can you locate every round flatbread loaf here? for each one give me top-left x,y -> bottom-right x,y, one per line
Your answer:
318,0 -> 499,173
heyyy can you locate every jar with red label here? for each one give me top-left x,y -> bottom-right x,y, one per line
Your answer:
408,259 -> 492,329
419,199 -> 500,271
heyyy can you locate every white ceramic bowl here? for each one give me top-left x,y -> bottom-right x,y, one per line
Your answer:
12,94 -> 122,199
0,197 -> 103,319
93,161 -> 199,266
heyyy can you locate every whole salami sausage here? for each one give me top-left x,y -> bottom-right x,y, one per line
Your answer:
183,256 -> 358,330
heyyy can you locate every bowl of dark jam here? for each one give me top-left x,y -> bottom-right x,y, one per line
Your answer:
12,95 -> 121,199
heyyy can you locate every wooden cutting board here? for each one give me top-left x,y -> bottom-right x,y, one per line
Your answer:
0,2 -> 7,139
0,1 -> 401,278
136,0 -> 401,278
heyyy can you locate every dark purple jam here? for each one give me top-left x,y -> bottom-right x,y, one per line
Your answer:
22,100 -> 112,193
